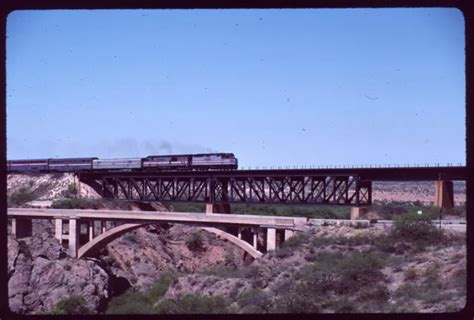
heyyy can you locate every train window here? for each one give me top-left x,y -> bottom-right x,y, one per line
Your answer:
172,157 -> 177,161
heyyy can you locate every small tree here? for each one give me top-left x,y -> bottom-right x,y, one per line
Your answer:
392,212 -> 444,247
186,232 -> 206,252
8,188 -> 36,207
49,295 -> 92,315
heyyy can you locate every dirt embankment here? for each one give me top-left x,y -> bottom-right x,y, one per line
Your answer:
372,181 -> 465,205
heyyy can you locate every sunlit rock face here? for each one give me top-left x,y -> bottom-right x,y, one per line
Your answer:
7,224 -> 110,314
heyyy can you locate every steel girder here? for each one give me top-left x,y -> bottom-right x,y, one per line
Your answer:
87,174 -> 372,206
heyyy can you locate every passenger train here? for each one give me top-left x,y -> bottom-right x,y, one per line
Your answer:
7,153 -> 238,173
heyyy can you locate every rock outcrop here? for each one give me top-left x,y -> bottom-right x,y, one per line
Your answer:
100,223 -> 248,290
8,173 -> 100,201
8,221 -> 110,314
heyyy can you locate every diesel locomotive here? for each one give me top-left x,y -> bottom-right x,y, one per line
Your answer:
7,153 -> 238,173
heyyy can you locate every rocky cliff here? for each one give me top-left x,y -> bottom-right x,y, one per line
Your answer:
7,173 -> 248,314
8,223 -> 109,314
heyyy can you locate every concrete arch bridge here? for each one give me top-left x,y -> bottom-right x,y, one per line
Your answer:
8,208 -> 307,259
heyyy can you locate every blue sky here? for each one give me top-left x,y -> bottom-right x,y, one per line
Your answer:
6,8 -> 465,168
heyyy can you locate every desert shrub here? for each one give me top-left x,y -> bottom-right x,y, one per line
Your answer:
273,280 -> 324,313
122,233 -> 138,244
282,231 -> 309,248
322,234 -> 373,247
154,294 -> 230,314
230,204 -> 347,219
240,265 -> 260,279
375,203 -> 408,218
407,206 -> 441,219
147,273 -> 177,300
391,212 -> 444,248
203,264 -> 234,277
422,262 -> 442,283
106,273 -> 176,314
238,288 -> 274,313
300,251 -> 385,295
356,283 -> 390,303
62,183 -> 78,198
8,188 -> 36,206
396,281 -> 448,306
272,232 -> 309,258
51,198 -> 100,209
334,296 -> 357,313
403,267 -> 417,281
443,232 -> 466,247
450,268 -> 466,294
49,295 -> 92,315
106,290 -> 154,314
185,232 -> 206,252
443,205 -> 466,217
373,234 -> 398,253
274,246 -> 293,259
336,252 -> 385,293
169,203 -> 205,212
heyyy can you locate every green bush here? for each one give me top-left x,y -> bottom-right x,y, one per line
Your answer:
230,204 -> 347,219
274,246 -> 293,259
443,205 -> 466,217
403,267 -> 417,281
8,188 -> 36,206
49,295 -> 92,315
62,183 -> 79,198
186,232 -> 206,252
122,233 -> 138,244
51,198 -> 101,209
272,280 -> 323,313
391,212 -> 444,248
300,251 -> 385,295
106,291 -> 154,314
282,232 -> 309,249
106,273 -> 176,314
204,263 -> 260,279
238,288 -> 274,313
147,273 -> 177,300
154,294 -> 230,314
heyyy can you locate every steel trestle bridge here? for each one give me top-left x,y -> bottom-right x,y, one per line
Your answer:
78,166 -> 466,206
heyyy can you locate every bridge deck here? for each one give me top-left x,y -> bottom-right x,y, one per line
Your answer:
8,208 -> 307,229
82,166 -> 467,181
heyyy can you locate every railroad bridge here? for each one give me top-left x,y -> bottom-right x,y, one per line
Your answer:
77,166 -> 466,218
8,208 -> 307,259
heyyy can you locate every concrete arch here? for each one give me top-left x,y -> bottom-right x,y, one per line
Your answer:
199,227 -> 263,259
78,223 -> 263,259
78,222 -> 144,258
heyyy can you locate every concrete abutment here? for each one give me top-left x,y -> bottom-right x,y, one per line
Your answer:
434,180 -> 454,209
350,207 -> 369,220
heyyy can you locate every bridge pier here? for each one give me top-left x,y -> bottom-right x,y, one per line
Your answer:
252,227 -> 258,249
434,180 -> 454,209
266,228 -> 276,251
11,218 -> 32,238
350,207 -> 368,220
55,218 -> 63,241
88,221 -> 94,242
206,203 -> 231,214
68,218 -> 80,258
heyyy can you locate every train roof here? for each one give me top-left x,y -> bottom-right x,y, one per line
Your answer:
8,159 -> 49,162
48,157 -> 98,161
146,153 -> 235,158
